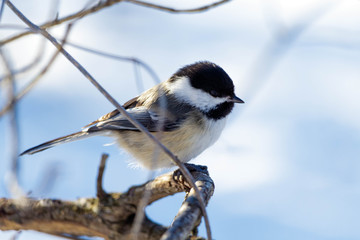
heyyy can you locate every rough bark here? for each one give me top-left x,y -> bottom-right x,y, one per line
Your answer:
0,167 -> 214,240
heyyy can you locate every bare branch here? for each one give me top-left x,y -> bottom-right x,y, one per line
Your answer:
126,0 -> 231,13
0,167 -> 214,240
9,231 -> 22,240
0,47 -> 24,198
6,1 -> 212,238
133,61 -> 145,92
129,167 -> 157,240
0,23 -> 73,118
0,0 -> 5,21
0,41 -> 45,83
64,41 -> 161,84
161,170 -> 214,240
0,0 -> 60,83
97,153 -> 109,200
1,0 -> 122,45
243,1 -> 339,100
1,0 -> 231,46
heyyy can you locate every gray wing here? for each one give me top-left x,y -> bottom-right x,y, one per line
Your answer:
20,103 -> 186,155
86,107 -> 181,133
82,96 -> 139,128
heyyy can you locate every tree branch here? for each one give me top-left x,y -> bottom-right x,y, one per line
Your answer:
0,167 -> 214,240
0,46 -> 24,198
97,153 -> 110,200
125,0 -> 231,13
0,22 -> 73,118
1,0 -> 231,46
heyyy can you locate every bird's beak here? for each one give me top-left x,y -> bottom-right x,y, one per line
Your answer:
229,95 -> 244,103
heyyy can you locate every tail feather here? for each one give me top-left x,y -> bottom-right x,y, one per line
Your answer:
20,131 -> 91,156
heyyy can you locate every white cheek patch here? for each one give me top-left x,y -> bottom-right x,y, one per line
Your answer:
166,76 -> 227,111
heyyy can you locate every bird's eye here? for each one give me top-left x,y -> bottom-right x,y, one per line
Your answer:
210,90 -> 220,97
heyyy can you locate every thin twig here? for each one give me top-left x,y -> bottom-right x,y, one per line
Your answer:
31,162 -> 61,196
0,1 -> 72,117
128,155 -> 157,240
6,1 -> 212,238
125,0 -> 231,13
97,153 -> 109,200
1,0 -> 122,45
243,0 -> 339,100
0,23 -> 73,118
0,0 -> 61,83
133,60 -> 145,93
1,0 -> 231,46
0,48 -> 24,198
64,41 -> 161,84
9,231 -> 22,240
128,177 -> 152,240
129,90 -> 167,239
0,0 -> 5,21
0,41 -> 45,83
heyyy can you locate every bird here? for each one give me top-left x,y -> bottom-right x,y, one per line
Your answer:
20,61 -> 244,169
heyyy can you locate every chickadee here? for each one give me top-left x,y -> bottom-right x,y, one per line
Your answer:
21,61 -> 244,169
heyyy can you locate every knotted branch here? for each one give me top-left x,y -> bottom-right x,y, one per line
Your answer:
0,165 -> 214,240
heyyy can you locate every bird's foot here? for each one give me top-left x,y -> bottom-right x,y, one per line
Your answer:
173,163 -> 209,191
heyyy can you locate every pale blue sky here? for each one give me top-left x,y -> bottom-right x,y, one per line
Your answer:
1,0 -> 360,239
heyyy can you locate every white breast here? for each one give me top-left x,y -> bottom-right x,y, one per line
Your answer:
182,117 -> 227,161
113,116 -> 227,169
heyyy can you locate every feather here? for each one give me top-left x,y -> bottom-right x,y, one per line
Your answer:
20,131 -> 93,155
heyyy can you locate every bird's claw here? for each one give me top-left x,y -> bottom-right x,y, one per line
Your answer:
173,163 -> 209,191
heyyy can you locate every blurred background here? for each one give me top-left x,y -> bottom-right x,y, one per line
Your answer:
1,0 -> 360,239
